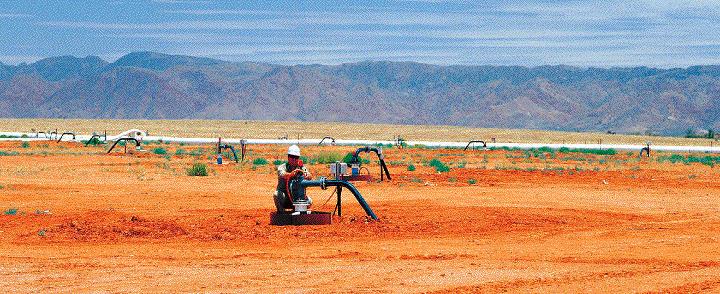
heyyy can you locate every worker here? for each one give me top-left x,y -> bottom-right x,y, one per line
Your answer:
274,145 -> 313,211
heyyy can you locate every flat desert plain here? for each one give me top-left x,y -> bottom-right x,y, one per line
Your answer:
1,139 -> 719,292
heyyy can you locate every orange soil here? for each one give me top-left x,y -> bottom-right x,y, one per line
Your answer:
1,141 -> 719,292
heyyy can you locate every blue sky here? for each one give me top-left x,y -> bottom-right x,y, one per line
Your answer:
1,0 -> 719,67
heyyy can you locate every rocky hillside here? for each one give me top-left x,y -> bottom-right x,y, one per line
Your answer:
1,51 -> 719,135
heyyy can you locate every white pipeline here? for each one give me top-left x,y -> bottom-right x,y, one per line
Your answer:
1,130 -> 719,153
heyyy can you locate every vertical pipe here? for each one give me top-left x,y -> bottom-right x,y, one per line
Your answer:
337,186 -> 342,217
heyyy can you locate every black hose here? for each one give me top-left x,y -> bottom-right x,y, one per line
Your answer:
319,136 -> 336,145
379,159 -> 391,181
219,145 -> 239,163
57,132 -> 76,143
351,146 -> 391,181
464,140 -> 487,150
300,178 -> 378,220
107,138 -> 140,154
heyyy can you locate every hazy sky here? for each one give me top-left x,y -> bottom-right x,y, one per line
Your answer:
1,0 -> 719,67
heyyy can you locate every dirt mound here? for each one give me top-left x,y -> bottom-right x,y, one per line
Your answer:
36,211 -> 187,242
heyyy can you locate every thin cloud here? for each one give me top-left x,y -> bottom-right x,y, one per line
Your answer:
151,0 -> 210,4
0,13 -> 32,18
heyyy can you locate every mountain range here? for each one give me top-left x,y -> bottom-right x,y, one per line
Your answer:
1,51 -> 719,135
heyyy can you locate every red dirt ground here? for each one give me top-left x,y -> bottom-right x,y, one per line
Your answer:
1,141 -> 719,292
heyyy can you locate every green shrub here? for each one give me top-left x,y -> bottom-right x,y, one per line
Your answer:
537,146 -> 553,153
468,179 -> 477,185
558,147 -> 616,155
175,148 -> 186,156
152,147 -> 168,155
342,152 -> 370,164
342,152 -> 354,164
407,164 -> 416,171
21,142 -> 30,148
428,158 -> 450,173
658,155 -> 720,167
84,137 -> 103,146
189,148 -> 205,156
4,208 -> 18,215
186,163 -> 208,176
273,159 -> 285,166
313,152 -> 343,164
253,158 -> 269,165
0,150 -> 19,156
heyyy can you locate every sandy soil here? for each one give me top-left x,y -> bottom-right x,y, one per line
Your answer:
1,140 -> 719,293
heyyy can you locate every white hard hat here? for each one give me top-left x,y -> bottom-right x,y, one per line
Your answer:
288,145 -> 301,157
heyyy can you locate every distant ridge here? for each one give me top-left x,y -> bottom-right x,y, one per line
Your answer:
1,51 -> 719,135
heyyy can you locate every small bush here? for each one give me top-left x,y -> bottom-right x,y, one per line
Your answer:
342,152 -> 370,164
468,179 -> 477,185
175,148 -> 186,156
537,146 -> 553,153
186,163 -> 208,176
428,158 -> 450,173
20,134 -> 28,138
273,159 -> 285,166
313,152 -> 343,164
657,154 -> 720,167
84,137 -> 103,146
557,147 -> 616,155
253,158 -> 269,165
21,142 -> 30,148
4,208 -> 18,215
0,150 -> 19,156
152,147 -> 168,155
407,164 -> 416,171
189,148 -> 205,156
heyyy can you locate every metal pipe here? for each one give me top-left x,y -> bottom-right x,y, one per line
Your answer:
107,138 -> 140,154
640,144 -> 651,157
219,144 -> 239,163
318,136 -> 336,145
336,186 -> 342,217
464,140 -> 487,150
351,146 -> 391,181
240,140 -> 246,161
57,132 -> 76,143
300,178 -> 378,220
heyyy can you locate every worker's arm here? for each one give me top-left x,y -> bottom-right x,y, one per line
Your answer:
277,163 -> 288,177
